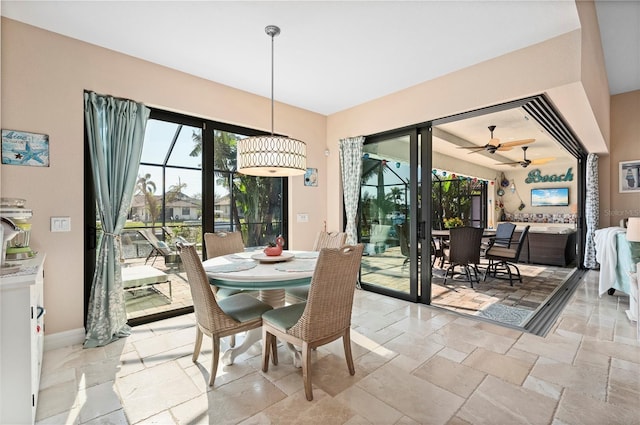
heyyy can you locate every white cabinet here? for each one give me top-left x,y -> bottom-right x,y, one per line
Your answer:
1,254 -> 46,425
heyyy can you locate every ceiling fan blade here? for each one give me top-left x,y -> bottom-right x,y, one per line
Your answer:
488,137 -> 500,147
495,160 -> 522,166
457,145 -> 487,151
530,157 -> 555,165
500,138 -> 535,148
495,146 -> 513,152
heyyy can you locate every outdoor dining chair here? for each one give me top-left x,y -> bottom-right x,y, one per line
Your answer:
177,242 -> 273,387
482,221 -> 516,258
442,226 -> 484,288
261,244 -> 364,401
484,225 -> 531,286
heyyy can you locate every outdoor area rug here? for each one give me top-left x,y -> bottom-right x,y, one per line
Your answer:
476,303 -> 534,327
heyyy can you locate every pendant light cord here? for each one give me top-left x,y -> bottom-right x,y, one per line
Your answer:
270,30 -> 274,136
265,25 -> 281,136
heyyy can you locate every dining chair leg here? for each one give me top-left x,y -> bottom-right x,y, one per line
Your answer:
210,336 -> 220,386
464,266 -> 473,288
270,333 -> 278,365
343,329 -> 355,376
261,328 -> 272,372
192,327 -> 203,362
506,264 -> 514,286
301,341 -> 314,401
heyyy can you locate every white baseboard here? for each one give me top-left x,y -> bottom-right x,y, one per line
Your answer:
44,327 -> 85,351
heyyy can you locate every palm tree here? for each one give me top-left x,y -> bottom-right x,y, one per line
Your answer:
136,173 -> 158,225
190,130 -> 283,245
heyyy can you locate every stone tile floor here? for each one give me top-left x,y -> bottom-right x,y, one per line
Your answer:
37,270 -> 639,424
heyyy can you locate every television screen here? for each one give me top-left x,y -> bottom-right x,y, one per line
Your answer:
531,187 -> 569,207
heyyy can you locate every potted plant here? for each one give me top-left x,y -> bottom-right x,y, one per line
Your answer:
443,217 -> 464,229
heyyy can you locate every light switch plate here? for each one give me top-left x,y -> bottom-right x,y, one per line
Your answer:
297,213 -> 309,223
51,216 -> 71,232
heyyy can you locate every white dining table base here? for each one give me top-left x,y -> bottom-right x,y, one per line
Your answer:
220,289 -> 302,368
258,288 -> 286,308
221,329 -> 303,368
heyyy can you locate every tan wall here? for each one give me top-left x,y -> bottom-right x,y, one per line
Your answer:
0,18 -> 327,334
605,90 -> 640,226
502,160 -> 578,217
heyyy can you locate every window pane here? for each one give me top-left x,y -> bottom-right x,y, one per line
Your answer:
212,130 -> 284,248
167,126 -> 202,168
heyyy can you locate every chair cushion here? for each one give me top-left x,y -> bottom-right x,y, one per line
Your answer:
218,293 -> 273,323
486,246 -> 517,259
262,302 -> 306,332
216,287 -> 244,299
285,285 -> 309,302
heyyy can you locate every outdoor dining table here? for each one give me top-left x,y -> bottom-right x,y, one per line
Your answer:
431,228 -> 497,265
203,250 -> 318,367
432,228 -> 497,238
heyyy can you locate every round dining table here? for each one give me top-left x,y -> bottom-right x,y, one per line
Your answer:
203,250 -> 318,367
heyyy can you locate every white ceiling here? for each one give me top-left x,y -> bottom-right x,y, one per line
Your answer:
2,0 -> 638,170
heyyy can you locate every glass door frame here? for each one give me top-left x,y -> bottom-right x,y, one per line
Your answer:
358,128 -> 423,303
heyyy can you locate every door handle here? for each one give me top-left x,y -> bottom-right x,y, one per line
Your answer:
417,221 -> 427,240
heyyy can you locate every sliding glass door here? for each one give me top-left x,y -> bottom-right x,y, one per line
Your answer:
359,129 -> 427,302
84,108 -> 290,326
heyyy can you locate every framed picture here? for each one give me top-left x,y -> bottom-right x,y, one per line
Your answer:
619,160 -> 640,193
304,168 -> 318,187
1,129 -> 50,167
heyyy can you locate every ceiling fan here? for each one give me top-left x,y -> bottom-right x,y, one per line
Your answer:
458,125 -> 535,154
497,146 -> 555,168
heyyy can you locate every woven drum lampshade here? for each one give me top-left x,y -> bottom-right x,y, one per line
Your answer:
237,135 -> 306,177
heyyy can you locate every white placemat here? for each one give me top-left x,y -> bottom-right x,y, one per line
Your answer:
274,261 -> 316,272
294,251 -> 319,259
205,261 -> 257,273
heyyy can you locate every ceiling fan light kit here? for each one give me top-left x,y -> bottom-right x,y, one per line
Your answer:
458,125 -> 535,155
496,146 -> 556,168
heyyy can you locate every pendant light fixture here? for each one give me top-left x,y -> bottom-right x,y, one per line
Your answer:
237,25 -> 307,177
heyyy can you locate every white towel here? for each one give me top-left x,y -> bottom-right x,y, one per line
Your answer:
594,227 -> 626,296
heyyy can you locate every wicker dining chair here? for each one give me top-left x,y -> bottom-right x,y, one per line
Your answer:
261,244 -> 364,401
204,231 -> 245,260
312,231 -> 347,250
285,230 -> 347,303
203,231 -> 249,347
442,226 -> 484,288
203,231 -> 248,296
177,242 -> 273,387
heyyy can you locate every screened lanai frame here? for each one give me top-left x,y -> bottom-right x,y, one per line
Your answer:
431,175 -> 488,230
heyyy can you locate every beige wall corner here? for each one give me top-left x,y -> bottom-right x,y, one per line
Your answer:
607,90 -> 640,226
